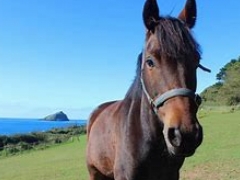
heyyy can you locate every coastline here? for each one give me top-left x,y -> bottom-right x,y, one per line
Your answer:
0,118 -> 87,136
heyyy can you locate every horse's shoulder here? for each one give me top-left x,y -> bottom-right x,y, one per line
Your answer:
87,101 -> 119,138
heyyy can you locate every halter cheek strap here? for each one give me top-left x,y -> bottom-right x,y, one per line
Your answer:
141,77 -> 201,113
154,88 -> 197,108
141,74 -> 201,111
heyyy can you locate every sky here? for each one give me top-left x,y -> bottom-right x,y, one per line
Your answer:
0,0 -> 239,119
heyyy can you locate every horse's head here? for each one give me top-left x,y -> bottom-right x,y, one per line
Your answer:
141,0 -> 203,157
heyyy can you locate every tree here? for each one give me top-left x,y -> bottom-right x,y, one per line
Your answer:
216,58 -> 240,82
202,56 -> 240,106
201,82 -> 222,103
221,62 -> 240,105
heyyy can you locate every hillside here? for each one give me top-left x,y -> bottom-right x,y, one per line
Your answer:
201,56 -> 240,106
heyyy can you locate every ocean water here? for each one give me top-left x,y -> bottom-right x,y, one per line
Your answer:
0,118 -> 87,136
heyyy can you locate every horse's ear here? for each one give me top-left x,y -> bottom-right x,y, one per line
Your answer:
178,0 -> 197,29
143,0 -> 160,32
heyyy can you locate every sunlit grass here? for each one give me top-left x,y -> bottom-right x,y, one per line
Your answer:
181,110 -> 240,179
0,136 -> 88,180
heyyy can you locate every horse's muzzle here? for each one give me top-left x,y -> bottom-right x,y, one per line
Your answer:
163,123 -> 203,157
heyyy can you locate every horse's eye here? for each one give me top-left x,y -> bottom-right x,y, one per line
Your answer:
146,59 -> 155,67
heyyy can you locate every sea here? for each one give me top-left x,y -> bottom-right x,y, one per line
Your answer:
0,118 -> 87,136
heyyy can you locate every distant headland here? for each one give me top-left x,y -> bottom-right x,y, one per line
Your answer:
42,111 -> 69,121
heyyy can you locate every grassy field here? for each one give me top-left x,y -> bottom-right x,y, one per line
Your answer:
0,137 -> 88,180
0,110 -> 240,180
181,110 -> 240,180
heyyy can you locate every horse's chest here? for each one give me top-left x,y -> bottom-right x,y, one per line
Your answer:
131,149 -> 185,180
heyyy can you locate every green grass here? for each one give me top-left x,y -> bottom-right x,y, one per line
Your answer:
0,137 -> 88,180
0,111 -> 240,180
181,110 -> 240,179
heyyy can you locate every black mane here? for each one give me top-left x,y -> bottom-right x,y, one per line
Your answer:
124,52 -> 143,100
155,17 -> 201,59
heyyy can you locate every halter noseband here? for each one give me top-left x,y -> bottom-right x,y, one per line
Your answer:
140,54 -> 202,113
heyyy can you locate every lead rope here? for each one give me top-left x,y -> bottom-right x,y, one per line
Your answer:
198,64 -> 211,73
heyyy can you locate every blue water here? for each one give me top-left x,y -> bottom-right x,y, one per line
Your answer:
0,118 -> 87,136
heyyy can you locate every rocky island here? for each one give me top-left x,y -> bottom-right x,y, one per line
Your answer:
42,111 -> 69,121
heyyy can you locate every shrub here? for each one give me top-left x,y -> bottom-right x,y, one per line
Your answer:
0,125 -> 86,156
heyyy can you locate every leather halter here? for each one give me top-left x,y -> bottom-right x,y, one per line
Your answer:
140,54 -> 202,113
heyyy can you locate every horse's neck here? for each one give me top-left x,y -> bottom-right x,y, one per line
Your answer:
123,93 -> 163,143
140,94 -> 164,140
122,94 -> 180,173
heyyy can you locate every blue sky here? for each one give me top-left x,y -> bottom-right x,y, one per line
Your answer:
0,0 -> 239,119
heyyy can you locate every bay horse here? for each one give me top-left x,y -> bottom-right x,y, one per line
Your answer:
86,0 -> 203,179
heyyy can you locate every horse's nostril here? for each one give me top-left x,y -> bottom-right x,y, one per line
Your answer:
195,124 -> 203,147
168,128 -> 182,147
